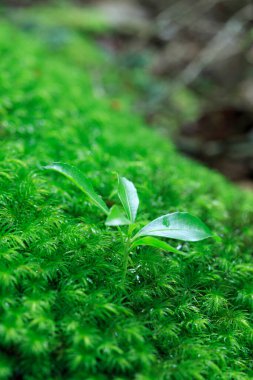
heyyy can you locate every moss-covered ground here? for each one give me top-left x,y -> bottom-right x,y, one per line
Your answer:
0,7 -> 253,380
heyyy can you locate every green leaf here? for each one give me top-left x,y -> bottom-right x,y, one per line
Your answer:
44,162 -> 109,214
135,212 -> 212,242
105,205 -> 131,226
131,236 -> 182,254
118,176 -> 139,223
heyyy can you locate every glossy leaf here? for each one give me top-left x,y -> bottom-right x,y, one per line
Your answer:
118,176 -> 139,223
44,162 -> 109,214
135,212 -> 212,242
131,236 -> 182,254
105,205 -> 131,226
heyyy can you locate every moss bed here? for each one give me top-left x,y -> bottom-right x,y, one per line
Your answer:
0,11 -> 253,380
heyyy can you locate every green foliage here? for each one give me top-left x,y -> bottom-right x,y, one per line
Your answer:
45,163 -> 212,284
45,163 -> 109,214
117,176 -> 139,223
135,212 -> 213,242
105,205 -> 131,226
131,236 -> 182,254
0,12 -> 253,380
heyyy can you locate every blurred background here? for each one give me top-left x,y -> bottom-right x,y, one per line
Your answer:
2,0 -> 253,186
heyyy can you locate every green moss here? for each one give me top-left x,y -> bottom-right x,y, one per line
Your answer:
0,14 -> 253,380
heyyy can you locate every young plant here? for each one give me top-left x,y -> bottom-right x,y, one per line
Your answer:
44,163 -> 214,285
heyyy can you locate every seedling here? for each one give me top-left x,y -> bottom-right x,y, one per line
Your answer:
44,163 -> 214,285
